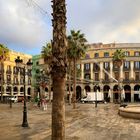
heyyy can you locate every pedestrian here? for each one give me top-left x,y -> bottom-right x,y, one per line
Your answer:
22,97 -> 24,103
42,98 -> 47,111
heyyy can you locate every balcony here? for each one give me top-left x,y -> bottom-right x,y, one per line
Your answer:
113,67 -> 119,71
13,71 -> 18,75
104,67 -> 110,71
84,69 -> 90,73
123,79 -> 130,83
6,70 -> 12,74
134,67 -> 140,71
7,80 -> 11,84
134,79 -> 140,83
123,67 -> 130,71
102,79 -> 110,84
27,72 -> 32,77
13,81 -> 19,85
93,67 -> 100,72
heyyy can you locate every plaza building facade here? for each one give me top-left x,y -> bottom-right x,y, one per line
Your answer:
75,43 -> 140,103
0,50 -> 32,102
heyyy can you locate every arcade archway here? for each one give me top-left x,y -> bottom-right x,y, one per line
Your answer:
123,85 -> 131,102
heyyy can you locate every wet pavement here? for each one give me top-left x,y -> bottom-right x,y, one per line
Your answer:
0,102 -> 140,140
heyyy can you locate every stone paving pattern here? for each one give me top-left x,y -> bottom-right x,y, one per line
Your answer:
0,103 -> 140,140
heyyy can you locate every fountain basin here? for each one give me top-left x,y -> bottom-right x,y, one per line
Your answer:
119,104 -> 140,119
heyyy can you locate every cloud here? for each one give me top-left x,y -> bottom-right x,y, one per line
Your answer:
0,0 -> 140,54
67,0 -> 140,43
0,0 -> 51,52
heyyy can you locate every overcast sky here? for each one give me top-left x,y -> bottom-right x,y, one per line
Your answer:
0,0 -> 140,55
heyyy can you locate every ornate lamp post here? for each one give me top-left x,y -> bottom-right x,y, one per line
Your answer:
15,56 -> 32,127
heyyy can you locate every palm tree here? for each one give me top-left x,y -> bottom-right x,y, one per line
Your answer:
67,30 -> 87,109
112,49 -> 125,103
112,49 -> 125,67
41,42 -> 52,103
0,44 -> 9,102
67,59 -> 73,105
51,0 -> 67,139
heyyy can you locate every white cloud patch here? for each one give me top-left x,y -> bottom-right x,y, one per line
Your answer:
0,0 -> 51,51
67,0 -> 140,43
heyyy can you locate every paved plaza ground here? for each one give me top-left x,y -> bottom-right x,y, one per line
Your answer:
0,102 -> 140,140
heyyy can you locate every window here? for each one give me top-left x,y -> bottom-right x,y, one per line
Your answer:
14,77 -> 18,84
36,61 -> 39,65
114,72 -> 119,80
104,62 -> 109,69
20,77 -> 24,84
124,51 -> 130,56
0,64 -> 2,71
134,51 -> 140,56
135,72 -> 140,80
95,73 -> 99,81
94,53 -> 99,58
85,54 -> 90,59
7,65 -> 11,71
84,74 -> 90,79
124,61 -> 130,69
84,63 -> 90,70
104,73 -> 109,80
93,63 -> 99,71
7,75 -> 11,82
124,72 -> 129,80
76,64 -> 81,70
28,78 -> 31,84
0,74 -> 2,82
104,52 -> 109,57
134,61 -> 140,69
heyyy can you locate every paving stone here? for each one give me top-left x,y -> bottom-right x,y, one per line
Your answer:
0,103 -> 140,140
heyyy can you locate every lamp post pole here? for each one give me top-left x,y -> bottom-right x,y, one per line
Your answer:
10,86 -> 12,108
22,66 -> 28,127
94,84 -> 98,108
15,56 -> 32,127
95,89 -> 97,108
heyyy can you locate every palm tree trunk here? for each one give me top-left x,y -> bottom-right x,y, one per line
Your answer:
68,60 -> 71,105
51,0 -> 67,139
73,58 -> 76,109
52,77 -> 65,139
1,62 -> 4,102
48,76 -> 51,103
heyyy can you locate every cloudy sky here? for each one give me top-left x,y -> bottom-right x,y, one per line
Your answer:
0,0 -> 140,55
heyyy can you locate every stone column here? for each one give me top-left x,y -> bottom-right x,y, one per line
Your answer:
18,86 -> 20,95
81,63 -> 84,80
90,63 -> 93,80
130,61 -> 134,80
120,64 -> 123,80
131,85 -> 134,102
109,86 -> 113,103
110,61 -> 113,80
11,85 -> 13,96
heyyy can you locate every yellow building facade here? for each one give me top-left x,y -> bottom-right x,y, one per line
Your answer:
76,43 -> 140,103
0,50 -> 32,102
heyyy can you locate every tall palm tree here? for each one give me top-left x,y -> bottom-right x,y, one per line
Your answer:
0,44 -> 9,102
51,0 -> 67,139
112,49 -> 126,103
67,30 -> 87,109
41,42 -> 52,103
